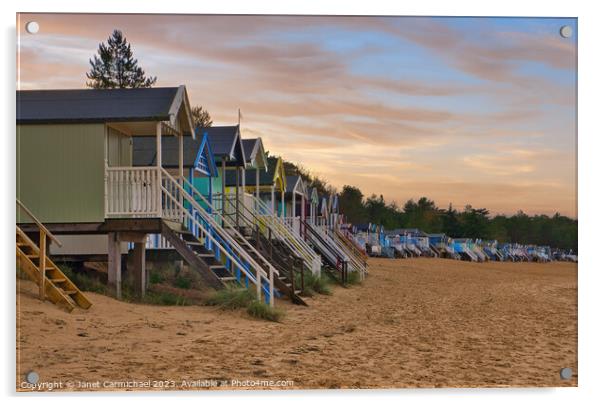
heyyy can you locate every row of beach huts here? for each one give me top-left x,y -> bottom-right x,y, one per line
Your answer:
16,86 -> 574,313
351,225 -> 578,263
16,86 -> 367,311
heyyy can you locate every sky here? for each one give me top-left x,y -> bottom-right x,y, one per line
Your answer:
17,14 -> 577,217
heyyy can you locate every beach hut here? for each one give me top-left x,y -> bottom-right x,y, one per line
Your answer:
202,125 -> 246,225
241,137 -> 268,200
226,157 -> 287,217
17,87 -> 277,306
284,175 -> 308,235
223,154 -> 322,278
132,130 -> 218,248
450,238 -> 480,261
308,187 -> 320,224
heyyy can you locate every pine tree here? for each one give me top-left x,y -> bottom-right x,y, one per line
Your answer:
191,106 -> 213,128
86,30 -> 157,89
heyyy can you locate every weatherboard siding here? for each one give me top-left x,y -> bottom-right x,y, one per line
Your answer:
17,123 -> 105,223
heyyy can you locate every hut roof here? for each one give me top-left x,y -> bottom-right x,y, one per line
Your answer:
201,125 -> 246,166
17,86 -> 194,135
132,131 -> 217,176
224,156 -> 287,189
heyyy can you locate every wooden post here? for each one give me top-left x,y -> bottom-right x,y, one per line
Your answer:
38,230 -> 46,300
221,159 -> 226,225
107,232 -> 122,299
271,185 -> 275,215
281,188 -> 285,218
255,167 -> 260,200
292,191 -> 296,218
179,133 -> 184,222
235,165 -> 240,228
133,240 -> 147,297
301,194 -> 306,238
156,122 -> 162,217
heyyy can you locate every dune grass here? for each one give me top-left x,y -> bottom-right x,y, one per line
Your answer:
346,270 -> 362,286
205,287 -> 285,322
246,300 -> 285,322
298,271 -> 332,296
204,287 -> 257,309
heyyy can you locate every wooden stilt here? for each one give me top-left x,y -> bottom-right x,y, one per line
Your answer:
107,232 -> 122,299
133,241 -> 146,297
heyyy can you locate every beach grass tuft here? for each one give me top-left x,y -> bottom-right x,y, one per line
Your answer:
246,300 -> 285,322
305,272 -> 332,295
204,287 -> 256,309
346,271 -> 362,286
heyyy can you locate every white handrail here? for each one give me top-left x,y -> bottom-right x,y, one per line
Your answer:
161,188 -> 266,301
242,193 -> 320,264
215,192 -> 321,275
331,229 -> 368,276
179,176 -> 279,279
160,169 -> 276,305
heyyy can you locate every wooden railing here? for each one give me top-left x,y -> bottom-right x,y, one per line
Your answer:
16,199 -> 62,300
162,170 -> 277,306
105,166 -> 161,217
223,192 -> 322,275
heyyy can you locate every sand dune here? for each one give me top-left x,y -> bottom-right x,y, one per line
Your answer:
16,258 -> 577,391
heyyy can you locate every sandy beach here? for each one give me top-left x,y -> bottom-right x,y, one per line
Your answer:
16,258 -> 577,391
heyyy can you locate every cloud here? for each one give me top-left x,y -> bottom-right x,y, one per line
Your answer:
16,13 -> 577,216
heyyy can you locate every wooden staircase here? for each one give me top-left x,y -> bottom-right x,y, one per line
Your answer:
232,226 -> 307,305
161,169 -> 276,306
16,200 -> 91,312
160,221 -> 230,290
210,190 -> 308,305
300,219 -> 349,285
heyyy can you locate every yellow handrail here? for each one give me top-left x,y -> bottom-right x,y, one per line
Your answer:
16,199 -> 62,247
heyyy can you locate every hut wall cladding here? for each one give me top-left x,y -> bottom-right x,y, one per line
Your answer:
17,123 -> 106,223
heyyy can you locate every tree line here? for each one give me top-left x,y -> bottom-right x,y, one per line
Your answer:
338,186 -> 577,251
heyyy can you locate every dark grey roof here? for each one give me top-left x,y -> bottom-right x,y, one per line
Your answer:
17,87 -> 180,124
202,126 -> 238,156
224,158 -> 278,186
242,138 -> 259,162
285,175 -> 301,193
133,136 -> 201,168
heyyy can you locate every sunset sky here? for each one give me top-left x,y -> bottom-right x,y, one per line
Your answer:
17,14 -> 577,217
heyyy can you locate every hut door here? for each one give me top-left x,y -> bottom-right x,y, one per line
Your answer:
107,127 -> 132,167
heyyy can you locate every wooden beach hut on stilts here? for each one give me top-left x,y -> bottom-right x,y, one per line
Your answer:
17,87 -> 278,307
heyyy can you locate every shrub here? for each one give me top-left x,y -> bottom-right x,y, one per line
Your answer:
174,274 -> 192,289
246,300 -> 285,322
59,264 -> 107,294
149,271 -> 164,285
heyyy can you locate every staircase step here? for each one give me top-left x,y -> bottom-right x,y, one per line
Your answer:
50,278 -> 66,284
219,276 -> 236,281
25,254 -> 39,259
196,253 -> 214,258
209,265 -> 226,270
63,290 -> 78,295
